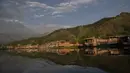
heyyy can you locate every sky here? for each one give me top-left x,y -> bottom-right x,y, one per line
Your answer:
0,0 -> 130,32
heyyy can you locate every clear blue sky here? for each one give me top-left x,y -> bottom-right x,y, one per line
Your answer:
1,0 -> 130,27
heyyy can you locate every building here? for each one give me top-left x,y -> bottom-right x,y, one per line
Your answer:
58,41 -> 75,47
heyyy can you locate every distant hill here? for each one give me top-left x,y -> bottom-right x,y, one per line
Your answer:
0,19 -> 39,44
10,12 -> 130,45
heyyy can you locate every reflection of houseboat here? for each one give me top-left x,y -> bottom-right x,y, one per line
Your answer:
84,49 -> 95,55
120,47 -> 130,55
109,49 -> 120,55
81,47 -> 121,56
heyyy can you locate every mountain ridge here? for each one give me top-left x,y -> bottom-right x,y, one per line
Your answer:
9,12 -> 130,45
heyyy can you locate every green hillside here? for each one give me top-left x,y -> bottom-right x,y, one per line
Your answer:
10,12 -> 130,45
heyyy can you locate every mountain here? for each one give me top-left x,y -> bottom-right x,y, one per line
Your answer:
10,12 -> 130,45
0,19 -> 38,44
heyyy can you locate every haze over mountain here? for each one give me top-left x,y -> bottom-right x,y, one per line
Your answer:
0,19 -> 38,44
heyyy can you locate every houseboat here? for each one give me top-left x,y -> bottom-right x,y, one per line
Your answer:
79,35 -> 130,48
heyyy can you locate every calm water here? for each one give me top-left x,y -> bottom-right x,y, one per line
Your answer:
0,54 -> 107,73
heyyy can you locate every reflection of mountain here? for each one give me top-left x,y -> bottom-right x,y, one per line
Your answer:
0,19 -> 38,44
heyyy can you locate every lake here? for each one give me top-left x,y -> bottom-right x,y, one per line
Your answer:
0,53 -> 107,73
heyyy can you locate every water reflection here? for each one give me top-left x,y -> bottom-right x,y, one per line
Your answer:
0,54 -> 107,73
40,47 -> 130,56
77,47 -> 130,56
